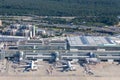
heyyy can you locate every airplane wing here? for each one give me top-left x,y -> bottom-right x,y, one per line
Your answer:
61,67 -> 70,72
18,65 -> 30,68
23,66 -> 31,72
36,65 -> 42,67
56,64 -> 68,68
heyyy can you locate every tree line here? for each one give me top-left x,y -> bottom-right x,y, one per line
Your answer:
0,0 -> 120,25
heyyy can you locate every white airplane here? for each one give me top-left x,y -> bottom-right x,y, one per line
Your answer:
19,60 -> 40,72
66,61 -> 76,71
56,60 -> 76,72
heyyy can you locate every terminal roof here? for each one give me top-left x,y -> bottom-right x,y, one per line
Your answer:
67,36 -> 119,46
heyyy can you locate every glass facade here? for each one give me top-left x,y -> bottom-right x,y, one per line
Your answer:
70,46 -> 120,51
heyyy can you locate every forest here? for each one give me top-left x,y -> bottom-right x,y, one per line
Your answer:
0,0 -> 120,25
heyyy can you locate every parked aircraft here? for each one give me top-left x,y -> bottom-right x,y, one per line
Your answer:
19,60 -> 40,72
56,60 -> 76,72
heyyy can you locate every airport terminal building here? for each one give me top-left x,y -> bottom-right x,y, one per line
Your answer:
0,35 -> 120,62
67,36 -> 120,51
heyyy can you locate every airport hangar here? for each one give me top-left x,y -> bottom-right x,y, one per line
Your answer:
0,35 -> 120,62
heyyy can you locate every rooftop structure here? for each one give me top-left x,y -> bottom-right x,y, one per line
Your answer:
67,36 -> 120,51
18,39 -> 66,51
0,35 -> 29,42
